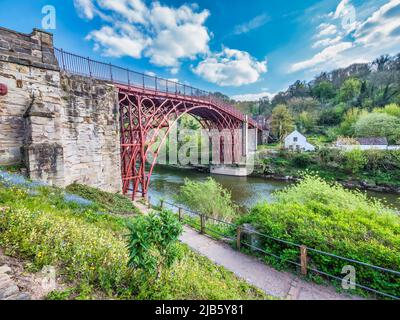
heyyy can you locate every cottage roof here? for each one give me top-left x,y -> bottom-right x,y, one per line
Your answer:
356,137 -> 388,145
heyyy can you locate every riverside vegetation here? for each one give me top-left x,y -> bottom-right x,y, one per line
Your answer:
255,148 -> 400,191
0,169 -> 267,300
175,175 -> 400,298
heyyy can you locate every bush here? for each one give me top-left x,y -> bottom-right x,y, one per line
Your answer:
127,210 -> 183,277
175,178 -> 238,221
344,149 -> 367,174
291,153 -> 314,168
238,175 -> 400,297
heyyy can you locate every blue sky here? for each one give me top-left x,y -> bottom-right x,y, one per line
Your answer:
1,0 -> 399,100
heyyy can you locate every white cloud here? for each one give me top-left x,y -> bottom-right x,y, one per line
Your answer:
75,0 -> 210,69
312,35 -> 342,48
86,24 -> 150,58
355,0 -> 400,47
233,14 -> 269,35
290,42 -> 353,72
316,23 -> 338,37
231,91 -> 276,102
290,0 -> 400,74
74,0 -> 95,19
193,48 -> 267,86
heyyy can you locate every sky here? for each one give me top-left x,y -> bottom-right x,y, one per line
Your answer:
0,0 -> 400,101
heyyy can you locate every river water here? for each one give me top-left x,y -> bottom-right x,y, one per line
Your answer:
147,166 -> 400,211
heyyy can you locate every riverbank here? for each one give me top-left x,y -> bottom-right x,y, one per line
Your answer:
150,165 -> 400,211
251,170 -> 400,194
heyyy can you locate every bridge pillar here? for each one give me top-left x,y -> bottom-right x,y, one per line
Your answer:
242,115 -> 248,159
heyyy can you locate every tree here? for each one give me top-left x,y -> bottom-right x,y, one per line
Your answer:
354,112 -> 400,144
127,210 -> 183,278
175,178 -> 238,221
339,78 -> 362,103
344,149 -> 367,174
312,81 -> 335,102
318,104 -> 345,126
374,103 -> 400,118
271,104 -> 295,142
339,108 -> 366,136
298,111 -> 316,133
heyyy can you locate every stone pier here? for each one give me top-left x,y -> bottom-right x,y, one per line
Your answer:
0,27 -> 121,192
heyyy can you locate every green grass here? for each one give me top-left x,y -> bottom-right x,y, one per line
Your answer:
0,180 -> 269,300
66,183 -> 141,215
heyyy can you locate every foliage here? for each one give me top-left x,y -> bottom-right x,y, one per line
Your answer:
271,104 -> 295,142
256,148 -> 400,187
354,112 -> 400,144
238,175 -> 400,297
344,149 -> 367,174
175,178 -> 238,221
291,153 -> 314,168
312,81 -> 335,102
127,210 -> 183,277
66,183 -> 141,215
338,78 -> 362,103
339,108 -> 365,136
374,103 -> 400,118
0,181 -> 268,300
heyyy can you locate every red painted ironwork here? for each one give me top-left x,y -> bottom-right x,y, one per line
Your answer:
54,48 -> 261,199
118,84 -> 259,199
0,83 -> 7,96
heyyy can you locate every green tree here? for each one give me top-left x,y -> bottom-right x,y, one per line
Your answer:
127,210 -> 183,277
354,112 -> 400,144
339,108 -> 365,136
344,149 -> 367,174
312,81 -> 335,102
298,111 -> 316,133
175,178 -> 238,221
339,78 -> 362,102
374,103 -> 400,118
271,104 -> 295,142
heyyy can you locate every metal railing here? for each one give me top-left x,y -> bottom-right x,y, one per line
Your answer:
54,48 -> 258,128
147,197 -> 400,300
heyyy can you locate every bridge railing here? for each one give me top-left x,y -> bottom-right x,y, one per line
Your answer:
54,48 -> 257,127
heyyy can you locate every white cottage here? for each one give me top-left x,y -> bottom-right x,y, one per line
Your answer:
284,130 -> 315,152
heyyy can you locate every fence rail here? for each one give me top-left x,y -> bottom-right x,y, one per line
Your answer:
54,48 -> 258,128
151,198 -> 400,300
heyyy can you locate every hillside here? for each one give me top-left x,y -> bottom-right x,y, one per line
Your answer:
228,53 -> 400,144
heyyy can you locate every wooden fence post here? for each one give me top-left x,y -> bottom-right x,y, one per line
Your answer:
148,196 -> 151,209
300,245 -> 308,276
160,200 -> 164,210
200,215 -> 205,234
178,207 -> 183,221
236,227 -> 242,250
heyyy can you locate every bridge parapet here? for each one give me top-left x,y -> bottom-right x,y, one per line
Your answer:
54,48 -> 260,130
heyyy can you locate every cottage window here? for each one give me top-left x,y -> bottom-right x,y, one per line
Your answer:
293,137 -> 298,142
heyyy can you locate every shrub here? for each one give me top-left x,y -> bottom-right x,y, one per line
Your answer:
344,149 -> 367,174
238,175 -> 400,297
291,153 -> 314,168
175,178 -> 238,221
127,210 -> 183,277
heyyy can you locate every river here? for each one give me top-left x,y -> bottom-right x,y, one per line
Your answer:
147,166 -> 400,211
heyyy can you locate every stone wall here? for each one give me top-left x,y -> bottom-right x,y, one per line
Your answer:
60,73 -> 121,192
0,27 -> 121,192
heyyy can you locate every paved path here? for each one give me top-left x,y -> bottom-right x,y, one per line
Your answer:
134,200 -> 361,300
